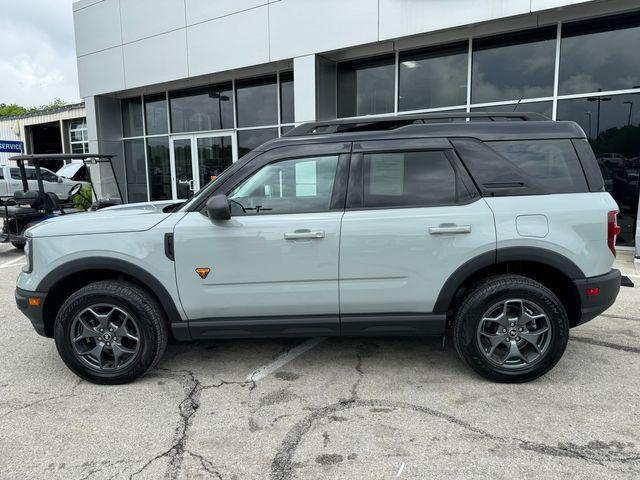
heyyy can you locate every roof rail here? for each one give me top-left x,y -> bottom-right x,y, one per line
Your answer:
284,112 -> 551,137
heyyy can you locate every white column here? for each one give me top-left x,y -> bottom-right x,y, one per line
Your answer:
293,55 -> 317,123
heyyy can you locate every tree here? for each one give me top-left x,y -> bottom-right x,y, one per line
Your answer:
0,103 -> 28,117
0,98 -> 69,118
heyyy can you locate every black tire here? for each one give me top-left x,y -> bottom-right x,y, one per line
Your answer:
453,275 -> 569,383
54,280 -> 168,384
11,240 -> 25,250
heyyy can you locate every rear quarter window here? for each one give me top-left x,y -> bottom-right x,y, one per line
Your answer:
487,139 -> 588,193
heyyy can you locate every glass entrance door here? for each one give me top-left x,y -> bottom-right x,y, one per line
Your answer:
170,133 -> 236,200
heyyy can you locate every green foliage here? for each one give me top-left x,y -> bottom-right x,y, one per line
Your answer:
0,103 -> 27,117
73,184 -> 93,211
33,98 -> 68,112
0,98 -> 69,118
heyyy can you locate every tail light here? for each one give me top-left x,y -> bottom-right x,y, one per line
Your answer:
607,210 -> 621,257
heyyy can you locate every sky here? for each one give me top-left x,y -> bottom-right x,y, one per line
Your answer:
0,0 -> 80,107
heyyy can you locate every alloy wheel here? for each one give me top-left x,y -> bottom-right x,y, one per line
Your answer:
476,299 -> 552,369
70,304 -> 141,371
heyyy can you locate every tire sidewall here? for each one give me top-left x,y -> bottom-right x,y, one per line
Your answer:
54,288 -> 160,384
456,280 -> 569,382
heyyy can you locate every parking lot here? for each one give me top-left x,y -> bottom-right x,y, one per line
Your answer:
0,245 -> 638,480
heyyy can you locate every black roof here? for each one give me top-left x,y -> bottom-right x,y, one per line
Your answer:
263,113 -> 585,151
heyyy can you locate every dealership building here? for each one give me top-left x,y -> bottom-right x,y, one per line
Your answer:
72,0 -> 640,251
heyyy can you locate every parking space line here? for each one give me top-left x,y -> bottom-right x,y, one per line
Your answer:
0,256 -> 25,269
246,337 -> 325,382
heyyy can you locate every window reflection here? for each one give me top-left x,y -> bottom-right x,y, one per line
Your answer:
144,94 -> 168,135
280,72 -> 295,124
124,139 -> 147,203
146,137 -> 172,201
338,55 -> 395,117
236,75 -> 278,128
170,84 -> 233,133
237,128 -> 279,158
471,101 -> 553,118
122,97 -> 143,137
399,42 -> 468,111
472,28 -> 556,104
557,93 -> 640,246
560,13 -> 640,95
197,136 -> 233,188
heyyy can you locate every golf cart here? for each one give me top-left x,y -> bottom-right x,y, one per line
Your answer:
0,154 -> 124,249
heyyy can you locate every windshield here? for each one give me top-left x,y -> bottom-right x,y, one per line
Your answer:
86,160 -> 123,202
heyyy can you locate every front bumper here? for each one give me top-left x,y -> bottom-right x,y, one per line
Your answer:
573,269 -> 621,326
15,287 -> 48,337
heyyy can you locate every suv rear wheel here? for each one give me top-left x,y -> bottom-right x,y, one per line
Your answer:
54,280 -> 168,384
453,275 -> 569,382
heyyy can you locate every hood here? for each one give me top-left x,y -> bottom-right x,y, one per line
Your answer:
100,200 -> 181,213
26,201 -> 178,238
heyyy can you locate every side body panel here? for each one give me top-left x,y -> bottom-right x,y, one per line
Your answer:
17,212 -> 187,320
339,199 -> 496,317
484,192 -> 618,278
173,211 -> 342,323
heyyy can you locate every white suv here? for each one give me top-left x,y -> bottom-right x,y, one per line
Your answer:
15,113 -> 622,384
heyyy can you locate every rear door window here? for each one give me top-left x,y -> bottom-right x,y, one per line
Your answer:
361,151 -> 471,208
487,139 -> 588,193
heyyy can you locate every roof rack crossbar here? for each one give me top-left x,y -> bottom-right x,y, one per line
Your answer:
284,112 -> 551,137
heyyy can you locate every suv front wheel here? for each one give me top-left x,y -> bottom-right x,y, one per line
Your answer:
54,280 -> 168,384
454,275 -> 569,383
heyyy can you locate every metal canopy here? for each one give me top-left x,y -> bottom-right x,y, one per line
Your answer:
8,153 -> 116,162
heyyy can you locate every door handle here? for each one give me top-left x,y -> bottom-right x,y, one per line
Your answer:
284,230 -> 325,240
428,224 -> 472,235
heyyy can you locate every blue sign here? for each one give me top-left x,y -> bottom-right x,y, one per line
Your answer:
0,140 -> 23,154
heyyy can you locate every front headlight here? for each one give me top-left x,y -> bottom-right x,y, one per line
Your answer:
23,238 -> 33,273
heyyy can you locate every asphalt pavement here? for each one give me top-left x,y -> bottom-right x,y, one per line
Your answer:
0,245 -> 638,480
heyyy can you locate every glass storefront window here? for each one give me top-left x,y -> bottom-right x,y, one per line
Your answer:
236,75 -> 278,128
560,13 -> 640,95
238,128 -> 279,158
338,55 -> 395,117
124,139 -> 147,203
472,28 -> 556,104
471,101 -> 553,118
280,71 -> 295,124
69,118 -> 89,153
197,136 -> 233,188
145,94 -> 168,135
170,84 -> 234,133
146,137 -> 172,201
399,42 -> 468,111
122,97 -> 144,137
557,93 -> 640,246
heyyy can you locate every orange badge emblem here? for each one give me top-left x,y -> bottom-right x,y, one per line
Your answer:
195,268 -> 211,279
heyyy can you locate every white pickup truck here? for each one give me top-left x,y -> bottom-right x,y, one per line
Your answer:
0,165 -> 88,201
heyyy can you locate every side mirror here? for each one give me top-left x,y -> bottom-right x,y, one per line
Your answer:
58,177 -> 63,183
206,195 -> 231,221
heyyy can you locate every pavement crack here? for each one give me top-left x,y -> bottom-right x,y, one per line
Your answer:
571,336 -> 640,354
186,451 -> 224,479
0,379 -> 83,419
269,398 -> 640,480
129,368 -> 202,480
